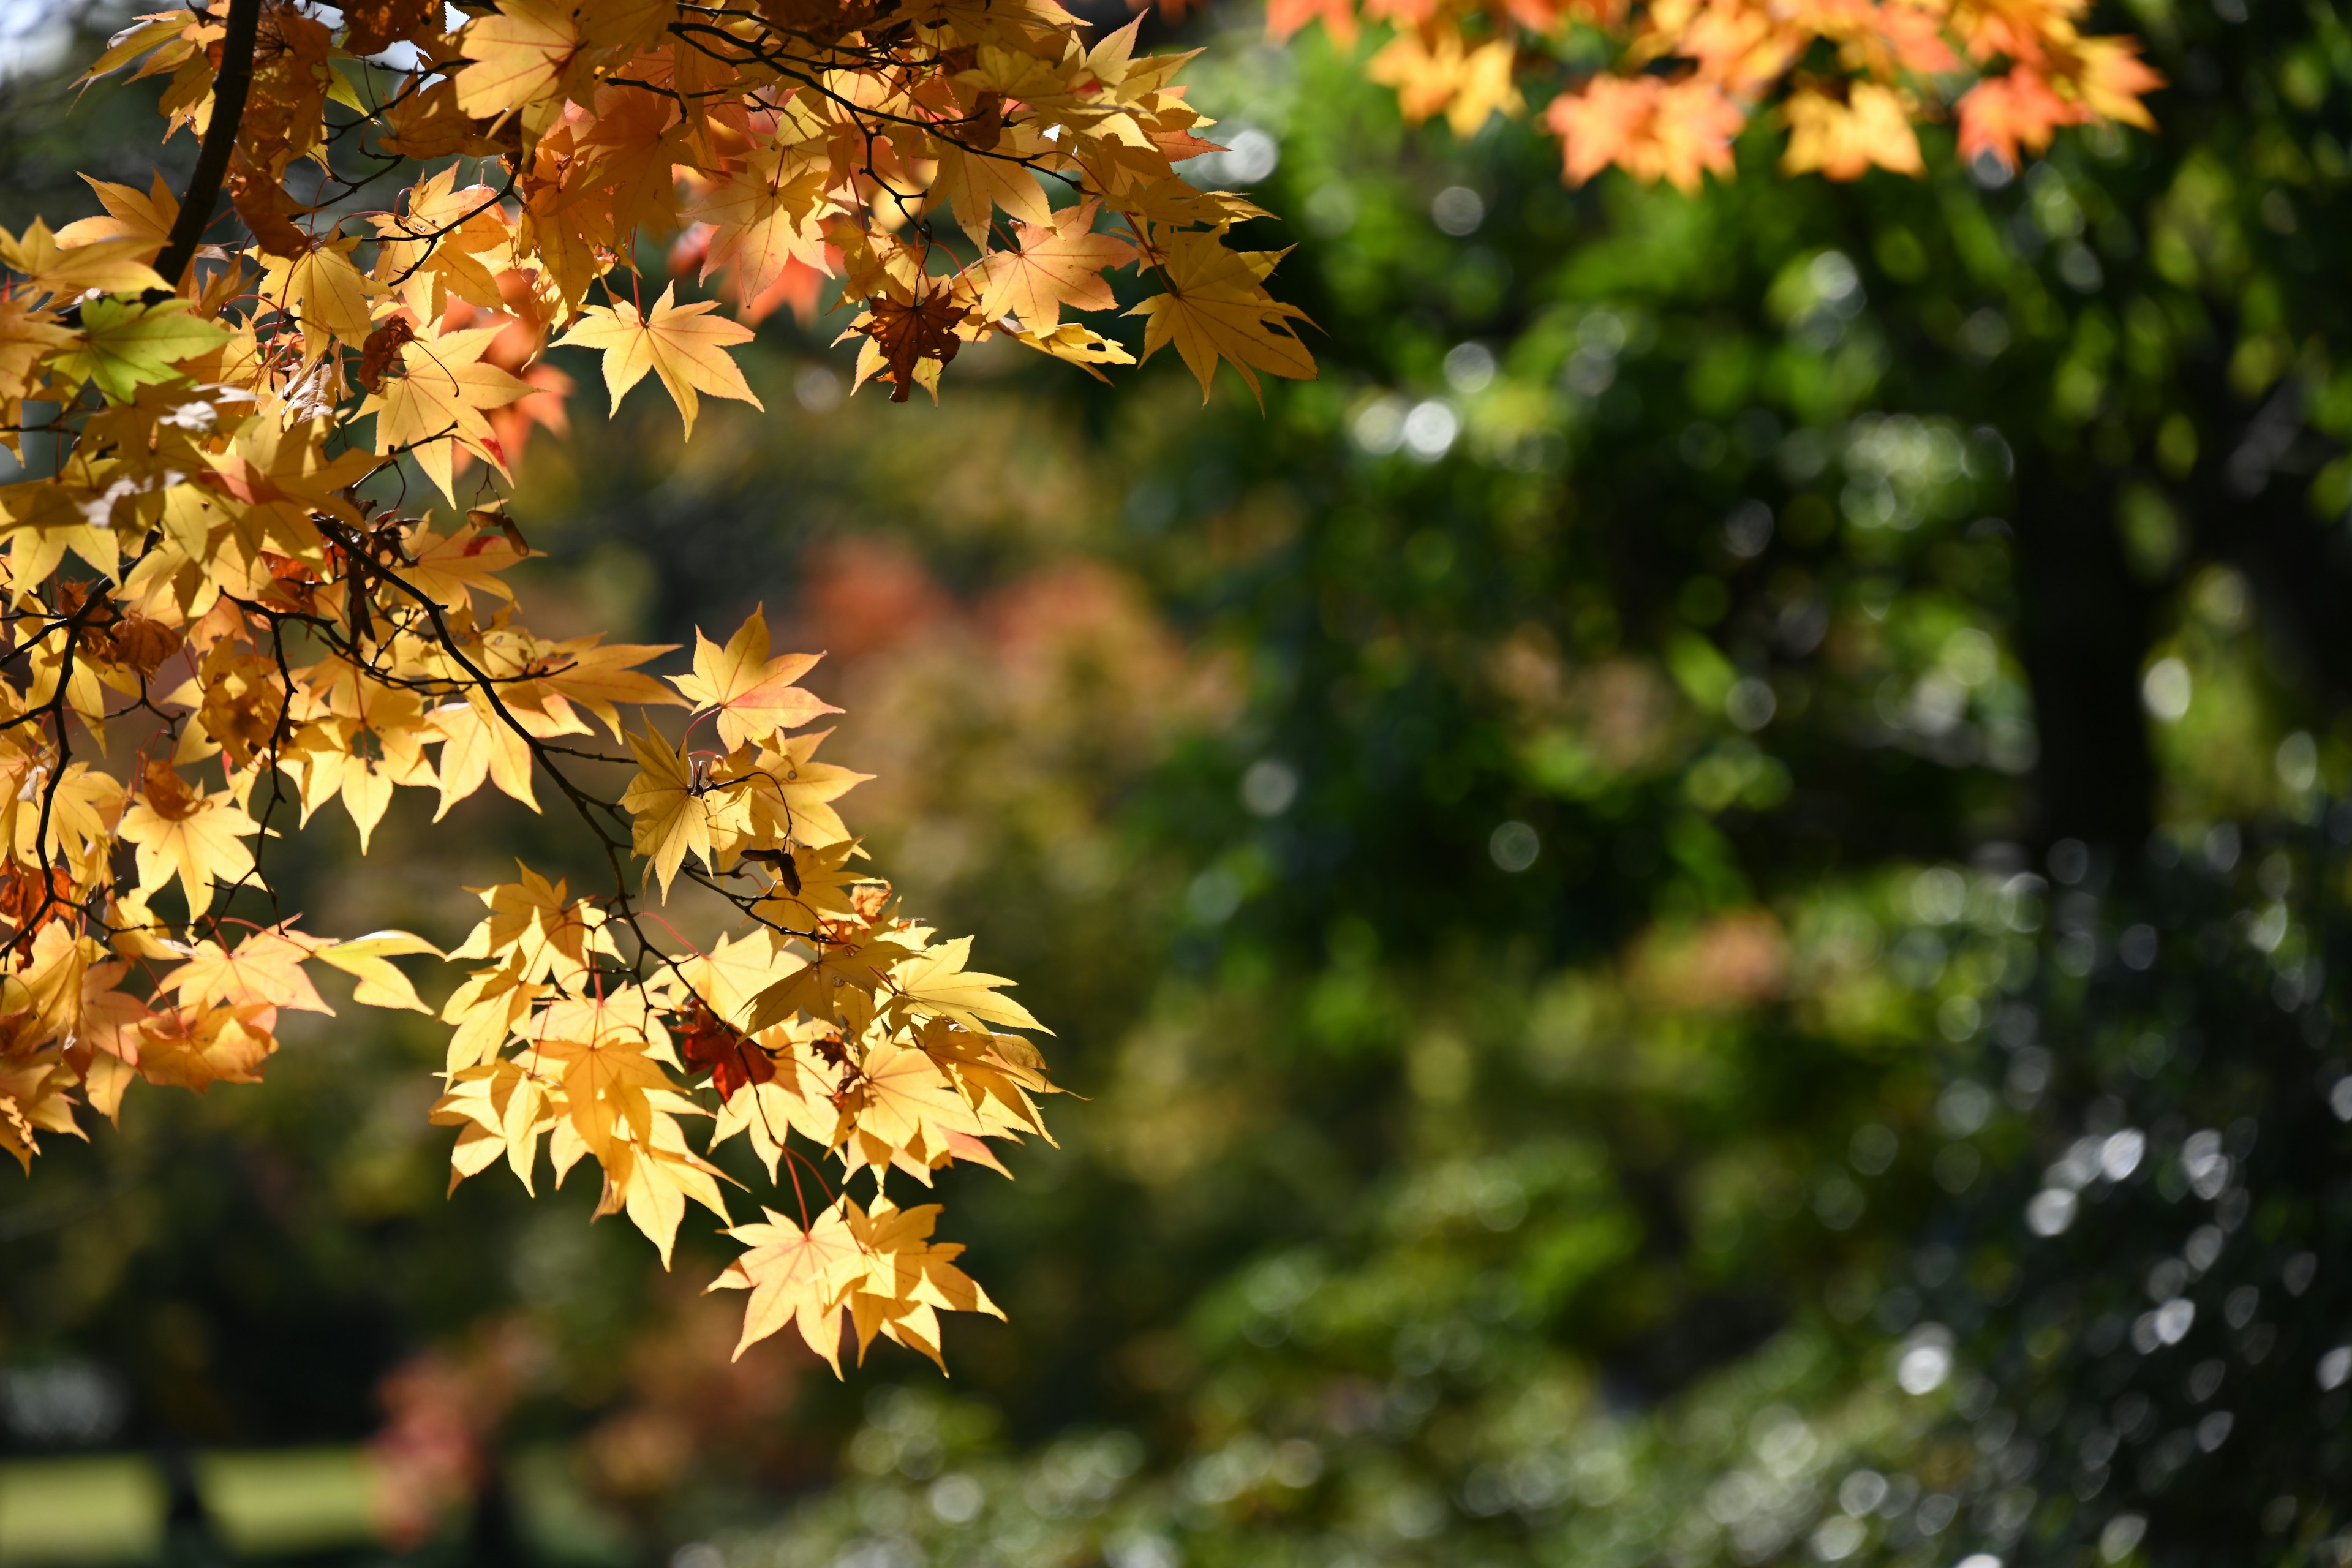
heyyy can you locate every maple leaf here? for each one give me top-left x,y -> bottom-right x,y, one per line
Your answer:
134,1005 -> 279,1093
451,0 -> 581,121
927,134 -> 1055,244
1546,75 -> 1746,194
45,296 -> 230,404
1365,27 -> 1523,138
1956,67 -> 2082,171
979,202 -> 1136,334
435,1057 -> 558,1191
839,1036 -> 985,1164
729,728 -> 873,850
1782,83 -> 1924,179
161,927 -> 333,1015
361,324 -> 534,502
677,1000 -> 774,1100
709,1202 -> 869,1368
621,723 -> 714,900
516,636 -> 681,741
427,696 -> 547,818
554,286 -> 765,439
1128,230 -> 1317,404
54,174 -> 181,252
314,931 -> 440,1012
853,286 -> 970,405
886,935 -> 1046,1036
440,965 -> 546,1072
0,298 -> 74,402
257,240 -> 383,345
666,932 -> 802,1029
539,1033 -> 669,1156
1012,322 -> 1137,382
117,761 -> 260,920
447,867 -> 614,986
670,609 -> 839,752
590,1113 -> 731,1265
2073,37 -> 2164,129
744,933 -> 916,1036
690,149 -> 835,303
0,220 -> 165,303
400,518 -> 528,610
840,1196 -> 1003,1370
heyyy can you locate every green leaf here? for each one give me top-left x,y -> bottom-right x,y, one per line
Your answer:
47,295 -> 231,404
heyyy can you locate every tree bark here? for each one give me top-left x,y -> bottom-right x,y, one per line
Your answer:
154,0 -> 263,286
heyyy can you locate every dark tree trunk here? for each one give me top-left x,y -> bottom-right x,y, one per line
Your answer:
2007,453 -> 2157,858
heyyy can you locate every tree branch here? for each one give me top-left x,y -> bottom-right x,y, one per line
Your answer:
155,0 -> 263,286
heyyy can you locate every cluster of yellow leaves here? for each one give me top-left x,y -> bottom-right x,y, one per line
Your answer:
0,0 -> 1119,1371
1272,0 -> 2159,190
430,611 -> 1059,1369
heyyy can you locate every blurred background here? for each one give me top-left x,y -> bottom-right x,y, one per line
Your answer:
7,1 -> 2352,1565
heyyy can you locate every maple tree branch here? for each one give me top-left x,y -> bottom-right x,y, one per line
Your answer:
1,581 -> 128,965
304,524 -> 789,1013
156,0 -> 265,286
662,21 -> 1036,161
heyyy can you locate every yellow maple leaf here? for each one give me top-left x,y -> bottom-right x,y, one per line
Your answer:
257,239 -> 380,347
538,1033 -> 671,1156
689,149 -> 834,303
314,931 -> 441,1012
447,866 -> 614,986
839,1036 -> 984,1163
426,696 -> 548,818
621,722 -> 714,900
886,935 -> 1046,1036
1365,26 -> 1523,138
1128,230 -> 1316,404
54,173 -> 180,251
0,219 -> 165,304
160,927 -> 333,1014
553,285 -> 764,440
670,608 -> 839,753
1782,83 -> 1924,179
134,1004 -> 279,1093
841,1196 -> 1003,1370
708,1201 -> 869,1368
979,200 -> 1135,334
731,728 -> 872,849
451,0 -> 581,121
360,325 -> 533,503
597,1124 -> 732,1267
927,133 -> 1055,244
116,762 -> 260,919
